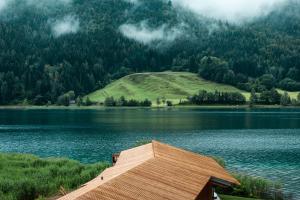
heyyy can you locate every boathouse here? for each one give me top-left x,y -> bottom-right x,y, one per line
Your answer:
59,141 -> 239,200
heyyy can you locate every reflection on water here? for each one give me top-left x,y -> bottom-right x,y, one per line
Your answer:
0,108 -> 299,197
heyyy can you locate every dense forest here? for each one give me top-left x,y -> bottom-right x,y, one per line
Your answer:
0,0 -> 299,105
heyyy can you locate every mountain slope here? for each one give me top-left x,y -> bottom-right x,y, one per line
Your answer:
0,0 -> 299,104
87,72 -> 249,103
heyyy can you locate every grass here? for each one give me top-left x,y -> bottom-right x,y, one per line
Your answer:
0,153 -> 109,200
221,195 -> 261,200
87,72 -> 249,104
277,89 -> 299,100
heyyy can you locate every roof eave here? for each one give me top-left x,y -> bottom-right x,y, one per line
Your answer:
210,176 -> 240,188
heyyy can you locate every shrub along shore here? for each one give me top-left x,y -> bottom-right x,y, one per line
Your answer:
0,153 -> 109,200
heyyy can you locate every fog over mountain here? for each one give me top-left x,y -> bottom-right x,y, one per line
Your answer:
172,0 -> 287,23
51,15 -> 80,37
119,21 -> 186,46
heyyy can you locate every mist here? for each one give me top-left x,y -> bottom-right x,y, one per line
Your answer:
51,15 -> 79,37
119,21 -> 185,46
172,0 -> 287,24
0,0 -> 9,11
0,0 -> 72,10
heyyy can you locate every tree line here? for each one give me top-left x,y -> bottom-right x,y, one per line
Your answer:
250,89 -> 300,106
183,90 -> 246,105
104,96 -> 152,107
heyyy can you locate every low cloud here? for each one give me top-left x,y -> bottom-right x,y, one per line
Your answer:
173,0 -> 287,24
0,0 -> 72,12
0,0 -> 9,12
27,0 -> 73,8
51,15 -> 79,37
119,21 -> 185,45
122,0 -> 139,3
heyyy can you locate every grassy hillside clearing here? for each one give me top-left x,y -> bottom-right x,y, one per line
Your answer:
87,72 -> 250,104
87,72 -> 299,105
277,89 -> 299,100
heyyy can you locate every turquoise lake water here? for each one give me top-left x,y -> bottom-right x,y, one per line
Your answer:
0,108 -> 299,197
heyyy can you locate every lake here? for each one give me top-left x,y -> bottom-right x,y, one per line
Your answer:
0,107 -> 299,197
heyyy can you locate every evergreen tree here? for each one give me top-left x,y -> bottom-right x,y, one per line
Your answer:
280,92 -> 291,106
250,89 -> 258,106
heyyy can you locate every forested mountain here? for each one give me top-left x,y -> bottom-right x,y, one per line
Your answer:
0,0 -> 299,105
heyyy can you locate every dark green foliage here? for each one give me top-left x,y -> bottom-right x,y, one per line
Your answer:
166,100 -> 173,106
259,89 -> 281,105
230,174 -> 285,200
76,96 -> 83,106
84,97 -> 94,106
280,92 -> 291,106
199,57 -> 233,84
249,89 -> 258,106
156,98 -> 161,106
140,99 -> 152,107
187,90 -> 246,105
32,95 -> 48,106
56,95 -> 70,106
0,0 -> 299,105
0,153 -> 109,200
104,96 -> 152,107
56,91 -> 76,106
104,97 -> 116,107
279,78 -> 300,91
213,157 -> 288,200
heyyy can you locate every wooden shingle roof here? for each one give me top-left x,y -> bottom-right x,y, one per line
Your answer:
59,141 -> 239,200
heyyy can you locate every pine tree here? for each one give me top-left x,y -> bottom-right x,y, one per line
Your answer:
250,89 -> 258,106
280,92 -> 291,106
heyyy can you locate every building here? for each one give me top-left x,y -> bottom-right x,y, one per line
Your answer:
59,141 -> 239,200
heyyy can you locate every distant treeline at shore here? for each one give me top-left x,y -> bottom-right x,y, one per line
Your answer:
103,96 -> 152,107
5,89 -> 299,107
181,89 -> 300,106
183,90 -> 246,105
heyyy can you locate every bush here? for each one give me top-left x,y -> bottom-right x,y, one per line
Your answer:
187,90 -> 246,105
104,96 -> 152,107
213,157 -> 287,200
140,99 -> 152,107
0,153 -> 109,200
230,174 -> 285,200
56,91 -> 76,106
279,78 -> 300,91
56,94 -> 70,106
166,100 -> 173,107
32,95 -> 48,106
280,92 -> 291,106
85,97 -> 93,106
259,88 -> 281,105
104,97 -> 116,106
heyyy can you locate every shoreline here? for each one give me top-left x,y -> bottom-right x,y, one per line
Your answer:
0,104 -> 299,110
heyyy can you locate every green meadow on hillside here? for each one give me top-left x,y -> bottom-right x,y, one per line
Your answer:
87,72 -> 250,104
